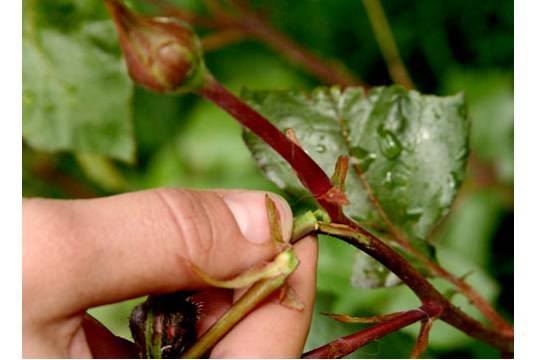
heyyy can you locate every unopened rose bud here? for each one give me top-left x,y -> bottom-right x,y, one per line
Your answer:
129,292 -> 199,358
105,0 -> 205,93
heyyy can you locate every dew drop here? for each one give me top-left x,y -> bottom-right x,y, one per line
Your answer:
316,144 -> 327,153
358,153 -> 377,172
377,129 -> 402,159
390,103 -> 407,133
405,207 -> 424,221
350,146 -> 377,172
350,146 -> 368,158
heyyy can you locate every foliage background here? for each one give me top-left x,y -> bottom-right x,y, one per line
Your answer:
22,0 -> 513,357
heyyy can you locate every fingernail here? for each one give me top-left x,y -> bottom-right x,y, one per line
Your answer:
222,191 -> 293,244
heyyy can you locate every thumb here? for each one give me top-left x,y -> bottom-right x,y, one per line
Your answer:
23,188 -> 293,317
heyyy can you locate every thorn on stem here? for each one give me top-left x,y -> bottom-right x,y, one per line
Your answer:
318,186 -> 349,206
285,128 -> 302,147
279,284 -> 305,311
331,155 -> 350,192
265,194 -> 285,248
321,311 -> 404,324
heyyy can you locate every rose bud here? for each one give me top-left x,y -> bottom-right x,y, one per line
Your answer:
129,292 -> 199,358
104,0 -> 205,93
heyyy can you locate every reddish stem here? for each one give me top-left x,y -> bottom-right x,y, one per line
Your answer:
195,75 -> 513,353
197,75 -> 346,222
302,303 -> 441,359
320,223 -> 513,352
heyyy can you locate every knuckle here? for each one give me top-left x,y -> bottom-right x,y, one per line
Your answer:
153,188 -> 218,269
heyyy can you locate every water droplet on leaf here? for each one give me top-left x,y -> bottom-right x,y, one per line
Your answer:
406,207 -> 424,221
389,103 -> 407,133
350,146 -> 377,172
377,129 -> 402,159
316,144 -> 327,153
358,153 -> 377,172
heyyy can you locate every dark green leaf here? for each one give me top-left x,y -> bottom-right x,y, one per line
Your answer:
23,0 -> 134,162
242,85 -> 469,263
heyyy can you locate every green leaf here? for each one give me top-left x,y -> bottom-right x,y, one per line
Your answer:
242,85 -> 469,253
23,0 -> 135,162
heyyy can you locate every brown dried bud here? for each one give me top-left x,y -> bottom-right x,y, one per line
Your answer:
129,292 -> 199,358
105,0 -> 205,93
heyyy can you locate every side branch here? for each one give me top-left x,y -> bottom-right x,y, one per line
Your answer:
302,303 -> 440,359
318,223 -> 514,352
411,318 -> 434,358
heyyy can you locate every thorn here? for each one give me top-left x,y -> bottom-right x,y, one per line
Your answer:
285,128 -> 302,146
279,284 -> 305,311
321,311 -> 404,324
331,155 -> 349,192
318,186 -> 349,206
265,194 -> 285,248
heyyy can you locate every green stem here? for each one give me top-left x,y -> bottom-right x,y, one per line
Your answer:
181,249 -> 299,358
291,209 -> 331,243
362,0 -> 414,89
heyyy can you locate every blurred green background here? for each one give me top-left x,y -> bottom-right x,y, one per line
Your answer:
23,0 -> 513,357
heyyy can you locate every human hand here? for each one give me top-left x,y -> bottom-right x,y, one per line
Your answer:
23,188 -> 318,358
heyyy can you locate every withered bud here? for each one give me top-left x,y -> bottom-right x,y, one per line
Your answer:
105,0 -> 205,93
129,292 -> 199,358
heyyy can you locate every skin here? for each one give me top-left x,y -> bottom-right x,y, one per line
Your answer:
23,188 -> 318,358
